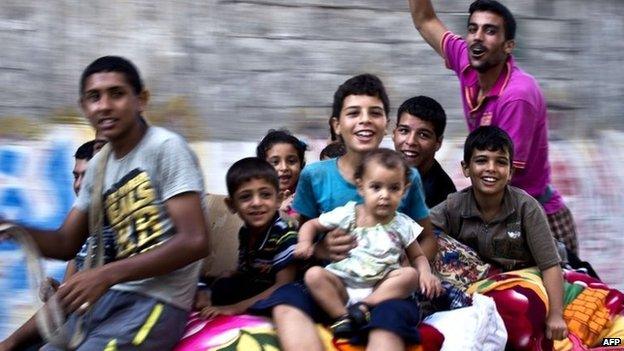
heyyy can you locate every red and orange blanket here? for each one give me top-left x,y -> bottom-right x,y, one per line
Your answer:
173,268 -> 623,351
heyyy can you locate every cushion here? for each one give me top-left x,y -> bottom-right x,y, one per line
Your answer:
201,194 -> 242,277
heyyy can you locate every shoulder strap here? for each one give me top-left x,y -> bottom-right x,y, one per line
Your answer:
85,143 -> 112,269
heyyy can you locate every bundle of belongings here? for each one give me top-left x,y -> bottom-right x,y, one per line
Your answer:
173,269 -> 623,351
175,195 -> 624,351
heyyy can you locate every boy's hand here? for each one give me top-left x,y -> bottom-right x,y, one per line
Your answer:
199,305 -> 241,319
323,228 -> 356,261
280,190 -> 295,213
419,272 -> 443,299
39,277 -> 61,302
294,241 -> 314,259
545,313 -> 568,340
56,266 -> 114,314
193,289 -> 212,311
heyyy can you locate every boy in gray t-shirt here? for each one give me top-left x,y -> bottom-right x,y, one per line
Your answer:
1,56 -> 209,350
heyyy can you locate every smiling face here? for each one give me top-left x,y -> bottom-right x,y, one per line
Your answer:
357,160 -> 409,224
466,11 -> 514,73
462,148 -> 512,200
265,142 -> 302,193
392,112 -> 441,173
227,177 -> 280,233
332,94 -> 388,155
80,72 -> 147,143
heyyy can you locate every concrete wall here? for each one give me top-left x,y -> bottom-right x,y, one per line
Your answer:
1,0 -> 623,141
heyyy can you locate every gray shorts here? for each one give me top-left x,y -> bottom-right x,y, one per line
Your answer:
41,290 -> 188,351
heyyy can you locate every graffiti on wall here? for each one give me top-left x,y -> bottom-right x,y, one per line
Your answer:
0,138 -> 80,338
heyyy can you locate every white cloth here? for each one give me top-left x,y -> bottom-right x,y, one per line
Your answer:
424,293 -> 507,351
345,287 -> 373,306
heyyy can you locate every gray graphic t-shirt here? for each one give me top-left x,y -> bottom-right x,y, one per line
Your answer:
75,126 -> 205,310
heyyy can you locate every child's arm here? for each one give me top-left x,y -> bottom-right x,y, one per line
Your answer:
294,218 -> 330,259
406,240 -> 443,299
200,264 -> 297,319
541,265 -> 568,340
416,218 -> 438,261
0,312 -> 43,351
0,209 -> 89,261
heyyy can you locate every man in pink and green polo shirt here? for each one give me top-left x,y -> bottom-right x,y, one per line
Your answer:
407,0 -> 579,254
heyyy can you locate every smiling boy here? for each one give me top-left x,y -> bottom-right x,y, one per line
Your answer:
196,157 -> 297,319
259,74 -> 433,351
393,96 -> 456,208
430,126 -> 568,340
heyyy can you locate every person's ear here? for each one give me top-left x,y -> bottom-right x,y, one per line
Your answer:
461,160 -> 470,178
434,136 -> 443,152
79,96 -> 88,114
137,89 -> 150,113
224,197 -> 237,214
508,164 -> 514,182
331,116 -> 341,137
504,39 -> 515,55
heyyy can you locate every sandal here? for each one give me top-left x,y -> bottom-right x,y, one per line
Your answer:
347,302 -> 371,328
330,314 -> 355,339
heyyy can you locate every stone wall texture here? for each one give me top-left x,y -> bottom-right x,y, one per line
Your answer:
1,0 -> 623,140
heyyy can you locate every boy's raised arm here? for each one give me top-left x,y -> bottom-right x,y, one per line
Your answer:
408,0 -> 449,57
56,191 -> 209,314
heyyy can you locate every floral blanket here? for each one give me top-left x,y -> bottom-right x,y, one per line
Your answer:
468,267 -> 624,351
174,314 -> 444,351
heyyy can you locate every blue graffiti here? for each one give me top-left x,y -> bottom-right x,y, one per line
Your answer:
0,148 -> 24,175
0,143 -> 74,230
0,141 -> 75,339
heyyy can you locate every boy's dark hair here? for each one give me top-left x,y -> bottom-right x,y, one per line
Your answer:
256,129 -> 307,169
331,74 -> 390,120
226,157 -> 280,197
80,56 -> 144,95
469,0 -> 516,41
319,141 -> 346,160
463,126 -> 514,164
74,140 -> 97,161
355,148 -> 411,185
397,96 -> 447,139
